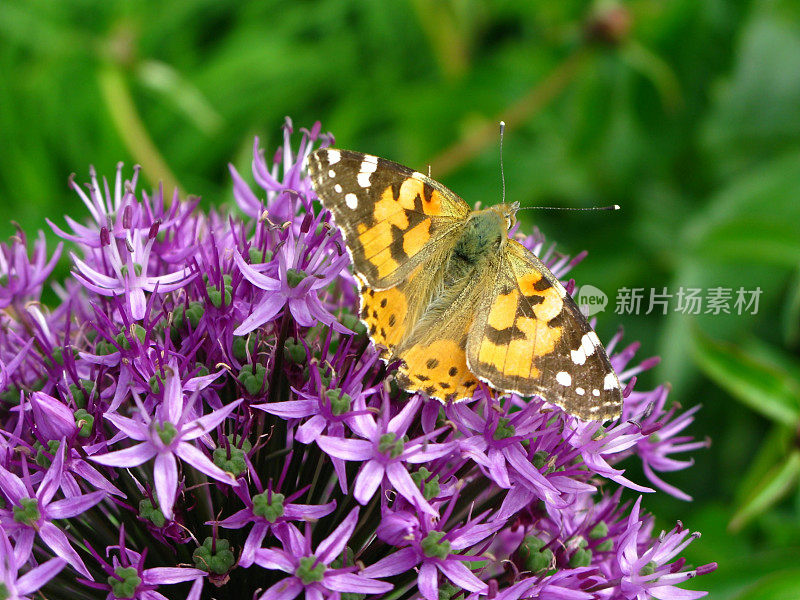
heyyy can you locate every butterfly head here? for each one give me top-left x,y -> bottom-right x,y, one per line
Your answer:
454,202 -> 521,263
499,201 -> 521,230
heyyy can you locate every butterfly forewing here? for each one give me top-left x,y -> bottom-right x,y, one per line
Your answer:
466,240 -> 622,420
307,149 -> 469,290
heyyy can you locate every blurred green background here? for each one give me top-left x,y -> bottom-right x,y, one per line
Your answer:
2,0 -> 800,597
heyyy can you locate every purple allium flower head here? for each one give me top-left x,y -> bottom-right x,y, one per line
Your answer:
0,121 -> 715,600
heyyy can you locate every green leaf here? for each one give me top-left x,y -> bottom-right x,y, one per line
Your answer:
731,567 -> 800,600
702,13 -> 800,176
782,264 -> 800,346
744,337 -> 800,388
692,332 -> 800,426
733,424 -> 794,514
683,151 -> 800,269
729,450 -> 800,532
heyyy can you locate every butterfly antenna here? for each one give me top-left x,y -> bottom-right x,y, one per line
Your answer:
517,205 -> 621,211
499,121 -> 507,204
498,122 -> 617,212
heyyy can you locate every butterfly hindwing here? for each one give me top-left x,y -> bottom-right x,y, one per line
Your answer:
308,149 -> 470,289
467,239 -> 622,420
356,271 -> 416,359
393,278 -> 482,402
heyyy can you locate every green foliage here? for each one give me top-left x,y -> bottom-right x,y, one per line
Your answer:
2,1 -> 800,596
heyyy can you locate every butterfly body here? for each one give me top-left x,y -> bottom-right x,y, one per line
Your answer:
308,148 -> 622,421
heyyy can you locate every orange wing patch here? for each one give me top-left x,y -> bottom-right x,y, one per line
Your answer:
476,278 -> 565,380
358,277 -> 409,358
517,271 -> 563,321
397,339 -> 479,402
357,181 -> 446,279
468,243 -> 567,388
402,219 -> 432,256
395,176 -> 447,216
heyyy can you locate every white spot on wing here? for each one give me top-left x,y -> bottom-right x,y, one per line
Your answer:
357,172 -> 371,188
345,193 -> 359,209
581,333 -> 596,357
360,159 -> 378,174
575,387 -> 585,396
328,169 -> 336,178
603,372 -> 619,390
327,150 -> 341,164
334,184 -> 342,193
592,389 -> 600,397
555,371 -> 571,386
571,348 -> 586,365
412,171 -> 426,181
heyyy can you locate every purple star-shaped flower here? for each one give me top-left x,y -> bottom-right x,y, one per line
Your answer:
233,214 -> 350,335
448,398 -> 577,508
316,394 -> 453,515
0,525 -> 65,600
48,163 -> 141,247
0,229 -> 62,309
90,368 -> 242,519
230,120 -> 330,221
362,506 -> 502,600
252,507 -> 392,600
631,386 -> 709,501
617,498 -> 716,600
212,483 -> 335,568
71,225 -> 197,321
81,525 -> 204,600
0,441 -> 105,577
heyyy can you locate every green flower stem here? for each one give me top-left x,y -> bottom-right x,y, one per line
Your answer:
98,63 -> 181,196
